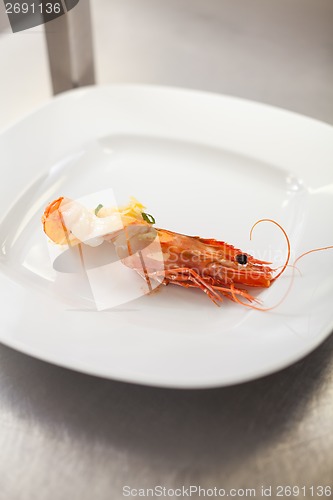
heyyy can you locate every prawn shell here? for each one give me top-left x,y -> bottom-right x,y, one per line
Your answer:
42,197 -> 80,246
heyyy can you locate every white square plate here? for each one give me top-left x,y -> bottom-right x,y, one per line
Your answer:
0,85 -> 333,388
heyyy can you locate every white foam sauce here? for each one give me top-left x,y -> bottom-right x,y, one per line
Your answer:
61,200 -> 124,247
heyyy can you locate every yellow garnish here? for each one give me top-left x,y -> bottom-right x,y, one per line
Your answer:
95,197 -> 146,221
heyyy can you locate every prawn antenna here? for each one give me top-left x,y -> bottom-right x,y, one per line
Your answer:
250,218 -> 291,282
294,245 -> 333,265
231,223 -> 333,312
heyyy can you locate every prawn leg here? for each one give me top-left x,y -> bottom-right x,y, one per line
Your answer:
211,285 -> 261,304
163,268 -> 223,305
171,280 -> 259,305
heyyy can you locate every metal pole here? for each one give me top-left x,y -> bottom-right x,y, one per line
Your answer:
44,0 -> 95,94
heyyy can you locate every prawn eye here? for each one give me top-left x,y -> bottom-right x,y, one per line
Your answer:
236,253 -> 248,265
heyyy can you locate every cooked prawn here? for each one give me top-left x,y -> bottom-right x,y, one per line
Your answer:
42,196 -> 289,306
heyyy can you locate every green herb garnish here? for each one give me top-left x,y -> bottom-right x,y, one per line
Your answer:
142,212 -> 155,224
95,204 -> 103,216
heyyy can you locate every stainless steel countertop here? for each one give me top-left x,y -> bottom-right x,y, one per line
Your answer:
1,1 -> 332,499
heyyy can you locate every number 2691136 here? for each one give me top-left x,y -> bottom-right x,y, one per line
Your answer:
6,3 -> 62,15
